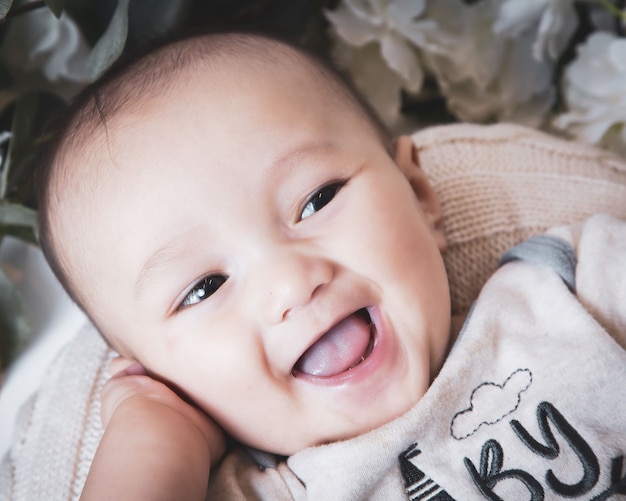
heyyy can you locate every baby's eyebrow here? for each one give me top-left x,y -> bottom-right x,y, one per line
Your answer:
263,140 -> 339,185
134,228 -> 204,300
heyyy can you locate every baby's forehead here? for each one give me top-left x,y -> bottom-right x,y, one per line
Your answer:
65,58 -> 354,174
110,40 -> 338,113
55,57 -> 345,198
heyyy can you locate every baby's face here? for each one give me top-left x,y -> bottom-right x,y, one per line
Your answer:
60,63 -> 450,454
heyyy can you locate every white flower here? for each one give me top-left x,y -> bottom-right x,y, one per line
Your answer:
0,6 -> 90,104
326,0 -> 429,92
329,35 -> 407,128
328,0 -> 557,128
493,0 -> 578,60
326,0 -> 440,127
422,0 -> 555,126
553,31 -> 626,156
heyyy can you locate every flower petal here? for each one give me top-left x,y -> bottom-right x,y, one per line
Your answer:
554,30 -> 626,153
332,40 -> 404,126
326,5 -> 380,46
494,0 -> 547,36
345,0 -> 386,22
379,33 -> 423,92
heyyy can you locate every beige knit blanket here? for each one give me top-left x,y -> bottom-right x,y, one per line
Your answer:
2,123 -> 626,500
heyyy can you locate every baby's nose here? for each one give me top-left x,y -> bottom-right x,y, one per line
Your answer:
255,247 -> 333,326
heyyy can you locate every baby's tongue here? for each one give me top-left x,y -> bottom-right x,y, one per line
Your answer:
295,312 -> 371,377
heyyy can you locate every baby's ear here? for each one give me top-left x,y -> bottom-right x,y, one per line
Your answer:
394,135 -> 447,251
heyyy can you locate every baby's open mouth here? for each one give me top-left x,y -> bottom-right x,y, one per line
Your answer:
293,308 -> 376,377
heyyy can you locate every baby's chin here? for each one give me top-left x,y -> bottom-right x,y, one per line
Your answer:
248,391 -> 427,457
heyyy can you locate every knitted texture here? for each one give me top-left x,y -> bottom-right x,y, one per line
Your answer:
3,123 -> 626,499
0,324 -> 113,501
413,123 -> 626,314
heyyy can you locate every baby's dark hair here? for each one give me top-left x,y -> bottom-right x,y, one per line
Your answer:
35,30 -> 392,323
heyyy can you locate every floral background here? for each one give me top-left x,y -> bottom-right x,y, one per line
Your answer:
0,0 -> 625,370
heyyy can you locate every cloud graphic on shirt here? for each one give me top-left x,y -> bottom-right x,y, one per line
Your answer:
450,368 -> 532,440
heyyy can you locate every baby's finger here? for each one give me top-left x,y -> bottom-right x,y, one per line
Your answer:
109,356 -> 146,377
99,373 -> 227,465
100,374 -> 164,426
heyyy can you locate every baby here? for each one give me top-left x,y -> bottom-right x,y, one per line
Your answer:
36,32 -> 626,500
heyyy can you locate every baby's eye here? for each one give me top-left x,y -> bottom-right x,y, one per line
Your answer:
180,274 -> 227,309
300,181 -> 346,220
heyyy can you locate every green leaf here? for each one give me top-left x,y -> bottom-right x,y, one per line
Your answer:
0,266 -> 30,372
86,0 -> 130,80
2,93 -> 39,200
0,202 -> 38,244
0,202 -> 37,226
0,224 -> 37,245
44,0 -> 66,18
0,0 -> 13,21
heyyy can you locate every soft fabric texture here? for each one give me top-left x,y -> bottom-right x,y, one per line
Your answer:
2,123 -> 626,500
414,123 -> 626,316
206,214 -> 626,500
0,324 -> 113,500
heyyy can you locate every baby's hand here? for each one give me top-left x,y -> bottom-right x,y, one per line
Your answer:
101,357 -> 226,466
81,358 -> 225,500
